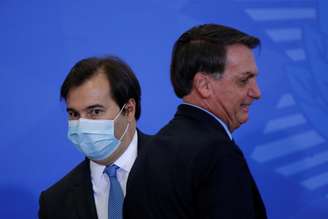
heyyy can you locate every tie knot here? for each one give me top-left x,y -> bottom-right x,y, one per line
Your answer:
105,164 -> 119,177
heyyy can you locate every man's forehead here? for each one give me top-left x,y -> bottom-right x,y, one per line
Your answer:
225,45 -> 258,74
65,82 -> 114,111
226,44 -> 255,60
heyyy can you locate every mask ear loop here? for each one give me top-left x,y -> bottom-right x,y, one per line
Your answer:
113,103 -> 130,141
113,104 -> 127,121
119,122 -> 130,141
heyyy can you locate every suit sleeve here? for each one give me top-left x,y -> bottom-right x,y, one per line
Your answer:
194,152 -> 257,219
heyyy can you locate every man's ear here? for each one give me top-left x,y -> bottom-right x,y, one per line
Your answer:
193,72 -> 211,98
124,98 -> 136,122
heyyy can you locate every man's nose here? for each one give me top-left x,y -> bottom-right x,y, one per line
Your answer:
249,80 -> 261,100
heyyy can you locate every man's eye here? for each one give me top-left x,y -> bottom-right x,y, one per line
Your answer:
89,109 -> 104,116
239,78 -> 248,85
93,109 -> 101,114
68,111 -> 79,119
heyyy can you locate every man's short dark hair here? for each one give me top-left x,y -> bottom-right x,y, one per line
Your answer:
60,56 -> 142,120
170,23 -> 260,98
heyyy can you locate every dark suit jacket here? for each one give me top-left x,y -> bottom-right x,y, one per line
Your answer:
124,104 -> 267,219
39,130 -> 151,219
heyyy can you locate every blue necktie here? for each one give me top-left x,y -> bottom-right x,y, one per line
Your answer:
104,164 -> 124,219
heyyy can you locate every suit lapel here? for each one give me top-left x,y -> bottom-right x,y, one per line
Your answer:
69,159 -> 99,219
61,131 -> 151,219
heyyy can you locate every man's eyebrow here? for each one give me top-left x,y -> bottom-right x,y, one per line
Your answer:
66,104 -> 105,112
241,71 -> 259,77
85,104 -> 105,110
66,107 -> 77,112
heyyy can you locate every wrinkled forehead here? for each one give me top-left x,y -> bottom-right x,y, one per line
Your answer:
224,44 -> 258,75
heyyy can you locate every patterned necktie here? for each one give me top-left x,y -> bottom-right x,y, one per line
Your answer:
104,164 -> 124,219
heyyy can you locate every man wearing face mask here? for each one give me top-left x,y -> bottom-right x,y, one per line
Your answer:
38,56 -> 151,219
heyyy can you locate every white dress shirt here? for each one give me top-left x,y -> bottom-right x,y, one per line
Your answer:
90,131 -> 138,219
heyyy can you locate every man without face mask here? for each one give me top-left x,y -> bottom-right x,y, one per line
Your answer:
124,24 -> 267,219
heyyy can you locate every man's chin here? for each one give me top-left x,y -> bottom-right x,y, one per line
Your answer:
238,115 -> 249,126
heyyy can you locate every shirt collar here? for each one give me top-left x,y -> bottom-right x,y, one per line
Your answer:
182,102 -> 233,140
90,130 -> 138,185
114,130 -> 138,172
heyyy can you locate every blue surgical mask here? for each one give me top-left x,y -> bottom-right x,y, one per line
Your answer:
67,105 -> 129,161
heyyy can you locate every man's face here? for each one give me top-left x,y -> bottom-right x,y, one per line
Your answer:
66,73 -> 129,151
208,44 -> 261,131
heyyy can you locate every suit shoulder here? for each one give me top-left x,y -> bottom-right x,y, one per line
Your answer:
155,117 -> 234,156
39,160 -> 92,218
41,160 -> 89,197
